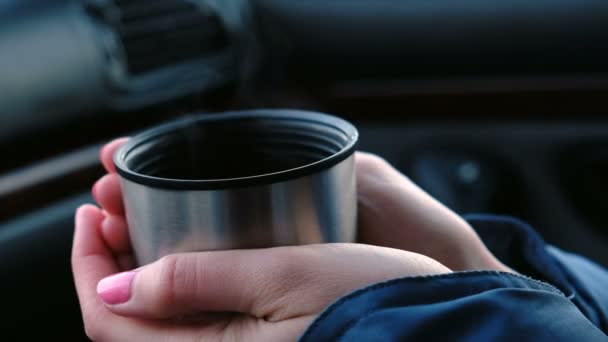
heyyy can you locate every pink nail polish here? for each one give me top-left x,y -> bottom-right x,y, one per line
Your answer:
97,272 -> 136,305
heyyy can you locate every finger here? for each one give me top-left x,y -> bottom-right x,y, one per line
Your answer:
97,250 -> 267,319
354,152 -> 492,271
97,244 -> 450,321
72,205 -> 213,341
71,205 -> 121,328
355,151 -> 465,241
101,214 -> 131,254
100,137 -> 129,173
93,173 -> 124,215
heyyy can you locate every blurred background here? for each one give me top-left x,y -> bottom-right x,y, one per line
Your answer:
1,0 -> 608,339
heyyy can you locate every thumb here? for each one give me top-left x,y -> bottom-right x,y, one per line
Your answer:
96,249 -> 284,319
96,244 -> 450,321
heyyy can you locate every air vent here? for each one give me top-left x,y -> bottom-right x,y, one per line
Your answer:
86,0 -> 228,75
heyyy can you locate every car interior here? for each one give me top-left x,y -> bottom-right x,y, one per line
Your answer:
2,0 -> 607,339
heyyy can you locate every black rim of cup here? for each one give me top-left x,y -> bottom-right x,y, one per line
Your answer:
114,109 -> 359,190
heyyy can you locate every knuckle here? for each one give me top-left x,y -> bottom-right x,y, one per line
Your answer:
267,247 -> 316,291
355,153 -> 399,193
356,152 -> 392,175
250,249 -> 309,318
258,246 -> 330,320
153,254 -> 184,316
268,248 -> 304,279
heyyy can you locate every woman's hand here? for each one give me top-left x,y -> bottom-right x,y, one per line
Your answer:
355,152 -> 511,272
72,138 -> 511,340
73,205 -> 449,341
90,138 -> 509,273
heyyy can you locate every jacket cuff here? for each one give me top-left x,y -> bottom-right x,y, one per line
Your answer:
300,271 -> 599,341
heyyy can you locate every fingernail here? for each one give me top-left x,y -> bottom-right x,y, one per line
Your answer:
97,271 -> 136,305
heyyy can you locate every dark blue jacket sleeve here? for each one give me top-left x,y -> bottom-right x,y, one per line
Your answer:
300,215 -> 608,341
468,215 -> 608,333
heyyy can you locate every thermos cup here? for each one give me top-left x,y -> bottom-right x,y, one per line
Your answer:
114,109 -> 359,265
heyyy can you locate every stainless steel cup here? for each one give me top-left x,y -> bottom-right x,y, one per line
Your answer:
114,109 -> 359,265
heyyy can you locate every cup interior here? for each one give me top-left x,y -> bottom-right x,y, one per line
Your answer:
120,112 -> 357,181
